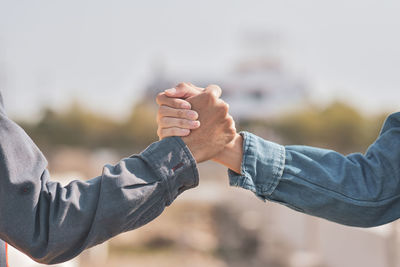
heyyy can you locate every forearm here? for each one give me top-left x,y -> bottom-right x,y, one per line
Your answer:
229,113 -> 400,227
0,108 -> 198,263
272,147 -> 400,227
212,134 -> 243,174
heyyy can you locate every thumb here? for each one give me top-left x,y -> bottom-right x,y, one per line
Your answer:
165,82 -> 203,99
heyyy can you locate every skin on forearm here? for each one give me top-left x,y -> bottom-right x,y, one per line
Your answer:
212,134 -> 243,174
183,139 -> 207,163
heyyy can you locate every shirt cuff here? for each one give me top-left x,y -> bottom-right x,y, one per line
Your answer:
140,136 -> 199,205
228,131 -> 285,199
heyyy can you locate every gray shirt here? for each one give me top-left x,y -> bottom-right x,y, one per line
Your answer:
0,91 -> 199,265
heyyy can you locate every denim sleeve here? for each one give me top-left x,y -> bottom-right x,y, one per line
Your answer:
229,112 -> 400,227
0,94 -> 198,264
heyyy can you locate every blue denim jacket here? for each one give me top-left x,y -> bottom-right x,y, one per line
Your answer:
0,91 -> 198,265
229,112 -> 400,227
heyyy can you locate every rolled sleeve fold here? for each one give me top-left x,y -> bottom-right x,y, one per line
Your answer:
228,131 -> 285,199
228,113 -> 400,227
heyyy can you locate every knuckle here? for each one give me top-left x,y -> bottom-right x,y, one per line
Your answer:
158,106 -> 166,116
172,99 -> 182,108
215,107 -> 224,117
160,117 -> 168,125
204,90 -> 213,98
225,119 -> 235,132
224,105 -> 229,115
205,91 -> 217,104
190,111 -> 198,120
156,92 -> 164,103
178,119 -> 184,127
207,84 -> 222,95
209,84 -> 221,90
163,128 -> 171,137
217,104 -> 228,116
156,92 -> 163,98
176,82 -> 187,88
222,102 -> 229,111
205,89 -> 215,97
177,110 -> 183,118
171,128 -> 179,136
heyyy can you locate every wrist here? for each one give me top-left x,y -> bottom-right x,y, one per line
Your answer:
212,133 -> 243,174
182,137 -> 206,163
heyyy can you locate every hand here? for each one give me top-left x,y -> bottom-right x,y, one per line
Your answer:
156,83 -> 236,163
156,83 -> 203,139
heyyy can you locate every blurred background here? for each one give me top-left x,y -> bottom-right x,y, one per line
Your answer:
1,1 -> 400,267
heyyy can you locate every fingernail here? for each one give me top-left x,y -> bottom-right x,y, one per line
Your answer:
181,102 -> 191,109
187,111 -> 198,119
165,88 -> 176,95
191,121 -> 200,128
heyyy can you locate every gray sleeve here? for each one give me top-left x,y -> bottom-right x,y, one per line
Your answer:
0,99 -> 198,264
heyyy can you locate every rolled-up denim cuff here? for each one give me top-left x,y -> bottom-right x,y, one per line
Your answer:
228,131 -> 285,199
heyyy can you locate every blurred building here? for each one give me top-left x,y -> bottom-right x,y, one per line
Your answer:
145,59 -> 308,121
216,60 -> 308,120
145,31 -> 309,121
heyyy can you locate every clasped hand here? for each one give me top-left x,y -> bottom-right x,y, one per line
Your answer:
156,82 -> 243,173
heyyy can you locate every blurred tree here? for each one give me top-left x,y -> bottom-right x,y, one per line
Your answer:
18,99 -> 387,156
122,100 -> 158,150
240,101 -> 387,154
19,99 -> 158,153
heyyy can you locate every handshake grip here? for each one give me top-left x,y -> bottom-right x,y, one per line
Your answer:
182,88 -> 236,163
156,83 -> 237,163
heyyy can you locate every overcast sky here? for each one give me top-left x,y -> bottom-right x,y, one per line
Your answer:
0,0 -> 399,119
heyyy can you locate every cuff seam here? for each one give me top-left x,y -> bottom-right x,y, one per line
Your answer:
265,145 -> 285,195
170,137 -> 199,189
232,131 -> 286,197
